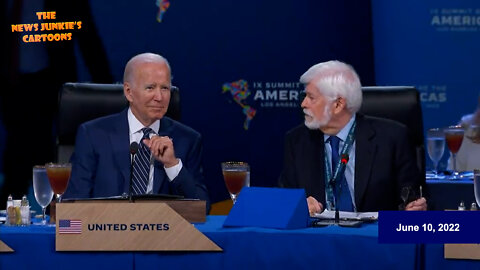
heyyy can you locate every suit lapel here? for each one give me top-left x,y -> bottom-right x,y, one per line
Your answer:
110,110 -> 131,194
306,129 -> 326,205
354,114 -> 376,210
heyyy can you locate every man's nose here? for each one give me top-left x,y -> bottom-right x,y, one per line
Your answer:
301,97 -> 308,108
153,89 -> 164,100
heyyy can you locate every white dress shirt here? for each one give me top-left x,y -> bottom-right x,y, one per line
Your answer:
127,108 -> 182,193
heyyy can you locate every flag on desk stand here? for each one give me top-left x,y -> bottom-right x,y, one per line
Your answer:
59,219 -> 82,234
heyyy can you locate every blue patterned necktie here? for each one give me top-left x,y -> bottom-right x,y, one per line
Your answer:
329,136 -> 354,211
132,128 -> 153,195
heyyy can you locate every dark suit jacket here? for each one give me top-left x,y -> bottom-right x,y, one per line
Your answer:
279,114 -> 423,212
63,109 -> 209,206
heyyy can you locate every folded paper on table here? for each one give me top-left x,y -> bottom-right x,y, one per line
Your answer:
314,210 -> 378,221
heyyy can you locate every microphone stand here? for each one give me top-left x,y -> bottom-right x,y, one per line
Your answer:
334,180 -> 340,224
129,153 -> 135,202
328,177 -> 340,224
335,154 -> 350,224
312,178 -> 341,227
315,155 -> 362,227
129,142 -> 139,202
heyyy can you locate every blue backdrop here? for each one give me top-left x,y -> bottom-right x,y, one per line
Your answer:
75,0 -> 375,203
5,1 -> 479,205
3,0 -> 409,205
372,0 -> 480,171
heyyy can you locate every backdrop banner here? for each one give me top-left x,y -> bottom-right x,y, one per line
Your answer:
1,1 -> 375,204
372,0 -> 480,170
82,0 -> 375,202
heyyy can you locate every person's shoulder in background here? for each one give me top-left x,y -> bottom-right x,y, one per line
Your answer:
460,113 -> 474,127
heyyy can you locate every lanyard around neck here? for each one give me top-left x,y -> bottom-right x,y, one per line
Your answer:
324,121 -> 356,209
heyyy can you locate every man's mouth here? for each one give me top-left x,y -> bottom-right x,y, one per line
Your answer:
303,109 -> 313,119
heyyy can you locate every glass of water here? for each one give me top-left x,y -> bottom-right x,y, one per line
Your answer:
427,128 -> 445,177
33,165 -> 54,225
474,169 -> 480,207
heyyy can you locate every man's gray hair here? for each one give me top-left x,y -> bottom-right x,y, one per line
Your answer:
123,52 -> 171,83
300,60 -> 362,113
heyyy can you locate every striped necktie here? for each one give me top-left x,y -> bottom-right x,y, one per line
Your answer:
132,128 -> 153,195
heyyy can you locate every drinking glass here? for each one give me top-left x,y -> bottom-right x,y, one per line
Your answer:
45,163 -> 72,203
474,169 -> 480,207
33,166 -> 54,225
426,128 -> 445,177
221,162 -> 250,204
399,186 -> 411,210
399,185 -> 422,210
444,126 -> 464,177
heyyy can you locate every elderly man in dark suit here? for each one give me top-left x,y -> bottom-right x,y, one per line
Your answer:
63,53 -> 209,208
279,60 -> 426,215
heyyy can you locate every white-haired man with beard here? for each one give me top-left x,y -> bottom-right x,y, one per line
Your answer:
279,60 -> 427,215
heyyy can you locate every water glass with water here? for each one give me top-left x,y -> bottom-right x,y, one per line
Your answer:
33,166 -> 54,225
427,128 -> 445,177
474,169 -> 480,207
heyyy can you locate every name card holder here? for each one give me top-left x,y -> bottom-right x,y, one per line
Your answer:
223,187 -> 309,229
65,198 -> 207,223
56,202 -> 221,251
0,240 -> 14,252
445,244 -> 480,260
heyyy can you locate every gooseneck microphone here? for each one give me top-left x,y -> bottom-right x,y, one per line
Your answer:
129,142 -> 139,202
340,154 -> 349,166
334,154 -> 350,224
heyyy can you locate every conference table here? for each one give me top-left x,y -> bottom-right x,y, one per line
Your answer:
0,215 -> 414,270
2,215 -> 479,270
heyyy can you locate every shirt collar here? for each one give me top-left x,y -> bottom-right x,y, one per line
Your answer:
127,108 -> 160,136
324,114 -> 356,142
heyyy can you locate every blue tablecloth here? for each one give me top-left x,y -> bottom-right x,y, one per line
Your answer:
138,217 -> 417,270
0,224 -> 134,269
1,216 -> 418,270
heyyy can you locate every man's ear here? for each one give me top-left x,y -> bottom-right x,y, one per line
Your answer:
124,82 -> 133,102
333,97 -> 346,112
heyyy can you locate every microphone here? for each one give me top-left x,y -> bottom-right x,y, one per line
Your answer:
337,153 -> 349,183
128,142 -> 139,202
130,141 -> 139,155
341,154 -> 349,165
335,154 -> 349,224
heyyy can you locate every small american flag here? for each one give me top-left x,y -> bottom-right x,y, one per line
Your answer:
58,219 -> 82,234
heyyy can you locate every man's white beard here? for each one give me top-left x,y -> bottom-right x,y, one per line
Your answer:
303,105 -> 331,130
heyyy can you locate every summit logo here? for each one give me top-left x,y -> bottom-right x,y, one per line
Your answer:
430,8 -> 480,32
251,81 -> 303,108
222,80 -> 257,130
222,79 -> 303,130
156,0 -> 171,22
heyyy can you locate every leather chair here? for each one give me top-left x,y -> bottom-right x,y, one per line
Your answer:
360,86 -> 425,173
56,82 -> 181,162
